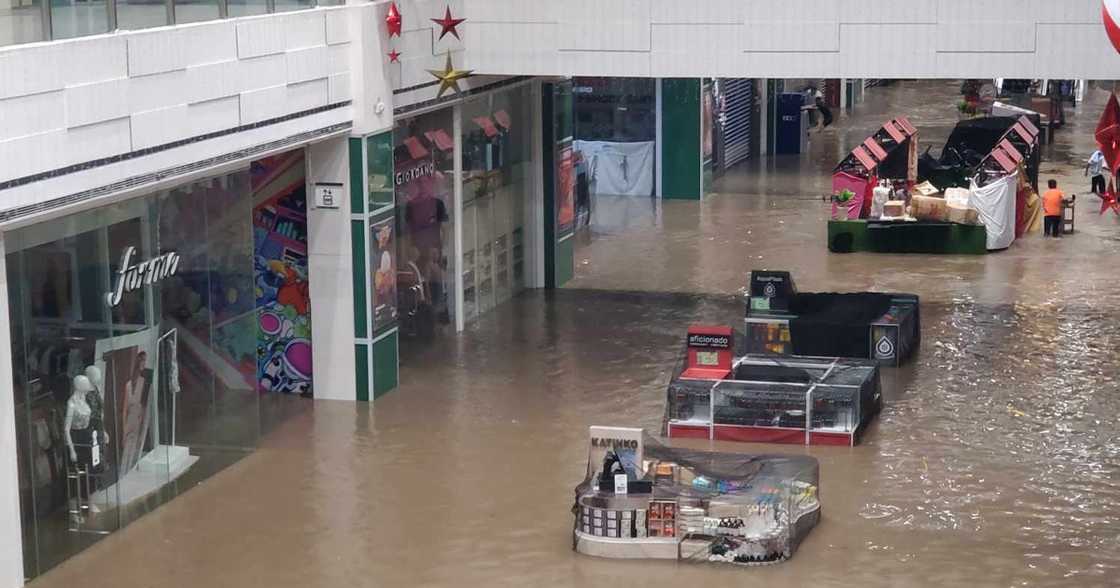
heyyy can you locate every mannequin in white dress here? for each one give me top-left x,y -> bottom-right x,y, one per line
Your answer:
64,375 -> 98,524
83,365 -> 109,446
63,375 -> 95,465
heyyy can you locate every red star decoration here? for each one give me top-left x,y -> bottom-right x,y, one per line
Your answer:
431,5 -> 466,41
386,2 -> 402,38
387,49 -> 401,63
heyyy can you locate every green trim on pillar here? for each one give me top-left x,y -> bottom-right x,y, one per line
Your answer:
349,137 -> 365,214
354,343 -> 370,402
660,78 -> 702,200
351,219 -> 368,338
542,81 -> 575,289
372,329 -> 399,398
556,236 -> 574,286
542,83 -> 558,288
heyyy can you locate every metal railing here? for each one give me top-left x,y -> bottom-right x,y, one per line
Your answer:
2,0 -> 338,49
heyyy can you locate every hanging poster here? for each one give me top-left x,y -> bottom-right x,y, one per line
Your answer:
94,328 -> 158,476
252,151 -> 313,396
557,141 -> 575,235
371,215 -> 398,332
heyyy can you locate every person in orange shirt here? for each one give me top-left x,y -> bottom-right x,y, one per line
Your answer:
1042,179 -> 1068,238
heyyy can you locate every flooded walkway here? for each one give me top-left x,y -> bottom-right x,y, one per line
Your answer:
32,81 -> 1120,587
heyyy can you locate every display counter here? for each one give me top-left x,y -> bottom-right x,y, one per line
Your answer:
574,428 -> 820,566
744,271 -> 920,366
665,355 -> 882,446
828,219 -> 988,254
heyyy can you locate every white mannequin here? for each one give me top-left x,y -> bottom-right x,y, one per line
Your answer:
83,365 -> 109,445
63,375 -> 94,463
84,365 -> 102,395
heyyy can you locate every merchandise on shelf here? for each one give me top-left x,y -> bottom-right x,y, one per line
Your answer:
573,427 -> 821,566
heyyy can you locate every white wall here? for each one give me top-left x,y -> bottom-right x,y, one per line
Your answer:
305,137 -> 358,402
0,7 -> 360,227
0,237 -> 22,588
463,0 -> 1120,79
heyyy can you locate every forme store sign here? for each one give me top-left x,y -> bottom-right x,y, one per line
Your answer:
105,246 -> 181,307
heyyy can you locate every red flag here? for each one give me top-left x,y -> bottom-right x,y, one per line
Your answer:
1094,93 -> 1120,175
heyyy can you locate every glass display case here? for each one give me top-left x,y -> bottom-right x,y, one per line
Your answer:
666,355 -> 881,446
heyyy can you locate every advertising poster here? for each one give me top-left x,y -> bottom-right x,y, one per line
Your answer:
251,151 -> 313,396
557,141 -> 575,235
702,80 -> 714,163
94,328 -> 158,476
370,215 -> 398,332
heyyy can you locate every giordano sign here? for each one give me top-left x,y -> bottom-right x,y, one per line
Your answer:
105,246 -> 181,307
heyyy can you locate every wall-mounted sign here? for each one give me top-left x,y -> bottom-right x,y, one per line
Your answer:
395,161 -> 435,186
314,182 -> 342,209
106,246 -> 181,307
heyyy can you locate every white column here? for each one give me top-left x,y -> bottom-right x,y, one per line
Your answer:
305,137 -> 359,401
0,234 -> 25,588
840,78 -> 848,109
452,104 -> 465,333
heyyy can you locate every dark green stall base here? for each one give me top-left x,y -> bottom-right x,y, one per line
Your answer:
828,220 -> 989,255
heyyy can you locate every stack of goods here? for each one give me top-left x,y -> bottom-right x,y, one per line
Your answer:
945,187 -> 980,224
677,505 -> 706,536
647,500 -> 677,538
882,200 -> 906,218
908,181 -> 948,222
579,505 -> 639,539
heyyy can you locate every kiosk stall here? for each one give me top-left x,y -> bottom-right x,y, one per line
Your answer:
574,426 -> 821,565
743,271 -> 920,367
663,319 -> 883,447
831,117 -> 918,220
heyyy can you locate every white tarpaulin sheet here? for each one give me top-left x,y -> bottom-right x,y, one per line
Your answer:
969,173 -> 1017,250
574,140 -> 655,198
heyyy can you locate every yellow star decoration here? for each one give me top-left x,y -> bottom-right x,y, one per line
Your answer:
427,51 -> 473,98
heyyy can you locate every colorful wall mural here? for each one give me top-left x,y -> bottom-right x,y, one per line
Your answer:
251,151 -> 314,396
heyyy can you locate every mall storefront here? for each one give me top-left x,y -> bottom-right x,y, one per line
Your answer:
6,149 -> 316,580
5,77 -> 563,582
348,80 -> 548,386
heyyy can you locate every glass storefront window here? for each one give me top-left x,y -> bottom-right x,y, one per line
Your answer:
49,0 -> 109,41
7,170 -> 261,581
460,84 -> 534,320
394,109 -> 455,343
227,0 -> 267,17
367,131 -> 394,215
573,77 -> 656,142
0,0 -> 43,47
174,0 -> 219,24
272,0 -> 312,13
114,0 -> 169,31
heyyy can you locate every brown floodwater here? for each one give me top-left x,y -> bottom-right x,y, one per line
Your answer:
30,81 -> 1120,587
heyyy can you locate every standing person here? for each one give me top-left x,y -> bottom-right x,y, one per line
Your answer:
813,88 -> 833,131
1042,179 -> 1067,238
1085,149 -> 1108,195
